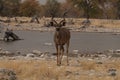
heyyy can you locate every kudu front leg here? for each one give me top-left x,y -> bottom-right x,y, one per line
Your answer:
56,44 -> 61,66
60,45 -> 64,65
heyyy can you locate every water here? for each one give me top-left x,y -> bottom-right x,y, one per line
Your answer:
0,31 -> 120,53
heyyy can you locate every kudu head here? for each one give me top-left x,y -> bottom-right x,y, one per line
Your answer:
50,9 -> 69,31
50,17 -> 66,31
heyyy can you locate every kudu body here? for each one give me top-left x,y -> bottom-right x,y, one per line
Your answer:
50,18 -> 70,66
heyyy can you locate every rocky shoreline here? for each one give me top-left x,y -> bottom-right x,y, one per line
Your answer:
0,47 -> 120,60
0,47 -> 120,80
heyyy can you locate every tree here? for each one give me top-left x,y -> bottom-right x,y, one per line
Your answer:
19,0 -> 41,17
70,0 -> 102,19
0,0 -> 21,16
44,0 -> 61,17
95,0 -> 117,19
116,0 -> 120,19
0,0 -> 4,15
61,0 -> 81,18
71,0 -> 96,19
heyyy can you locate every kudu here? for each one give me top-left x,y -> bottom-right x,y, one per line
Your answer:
50,17 -> 71,66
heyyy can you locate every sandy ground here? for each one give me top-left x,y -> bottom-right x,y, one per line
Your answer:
0,56 -> 120,80
0,47 -> 120,80
0,17 -> 120,80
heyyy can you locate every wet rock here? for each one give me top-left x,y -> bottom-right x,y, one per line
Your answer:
0,68 -> 17,80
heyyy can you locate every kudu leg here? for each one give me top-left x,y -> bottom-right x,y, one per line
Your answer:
60,45 -> 64,65
66,41 -> 69,65
55,44 -> 60,66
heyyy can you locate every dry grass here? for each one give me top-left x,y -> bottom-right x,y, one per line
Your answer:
1,17 -> 120,29
0,58 -> 120,80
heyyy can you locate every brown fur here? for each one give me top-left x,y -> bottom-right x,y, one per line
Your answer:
54,27 -> 70,66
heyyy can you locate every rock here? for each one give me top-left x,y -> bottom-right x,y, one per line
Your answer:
96,61 -> 103,64
32,50 -> 42,56
81,19 -> 91,26
16,51 -> 21,55
65,71 -> 72,76
73,50 -> 79,54
108,68 -> 117,76
0,50 -> 14,56
44,42 -> 52,46
0,68 -> 17,80
113,49 -> 120,53
26,53 -> 35,58
5,51 -> 14,56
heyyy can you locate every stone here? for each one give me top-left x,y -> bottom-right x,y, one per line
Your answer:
108,68 -> 117,76
26,53 -> 35,58
44,42 -> 52,46
0,68 -> 17,80
96,61 -> 103,64
73,50 -> 79,54
0,50 -> 14,56
32,50 -> 42,56
65,71 -> 72,76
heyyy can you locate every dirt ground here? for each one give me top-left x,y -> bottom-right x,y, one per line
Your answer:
0,56 -> 120,80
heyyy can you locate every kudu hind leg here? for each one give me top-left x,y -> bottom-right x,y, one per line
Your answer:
66,41 -> 69,65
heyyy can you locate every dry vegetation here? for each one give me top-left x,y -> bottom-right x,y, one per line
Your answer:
0,57 -> 120,80
1,17 -> 120,29
1,17 -> 120,80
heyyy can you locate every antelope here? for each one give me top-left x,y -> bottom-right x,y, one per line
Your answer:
50,17 -> 71,66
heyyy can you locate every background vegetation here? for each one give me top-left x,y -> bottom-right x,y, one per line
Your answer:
0,0 -> 120,19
